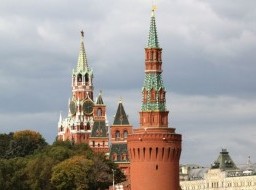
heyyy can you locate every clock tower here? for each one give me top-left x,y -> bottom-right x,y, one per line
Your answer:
58,31 -> 109,149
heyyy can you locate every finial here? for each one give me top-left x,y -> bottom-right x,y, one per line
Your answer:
152,1 -> 157,16
119,97 -> 123,103
81,30 -> 84,38
247,156 -> 251,165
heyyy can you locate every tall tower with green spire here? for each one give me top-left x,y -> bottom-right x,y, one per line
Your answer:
72,30 -> 94,100
140,8 -> 167,128
58,31 -> 109,152
128,7 -> 182,190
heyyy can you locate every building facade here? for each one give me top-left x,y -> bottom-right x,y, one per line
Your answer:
180,149 -> 256,190
127,8 -> 182,190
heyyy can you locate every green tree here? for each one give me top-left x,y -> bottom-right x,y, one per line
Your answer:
51,155 -> 93,190
0,133 -> 13,158
87,154 -> 126,190
25,155 -> 56,190
0,157 -> 28,190
5,130 -> 47,158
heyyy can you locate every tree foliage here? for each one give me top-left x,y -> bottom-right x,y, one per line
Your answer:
5,130 -> 47,158
0,130 -> 126,190
51,155 -> 93,190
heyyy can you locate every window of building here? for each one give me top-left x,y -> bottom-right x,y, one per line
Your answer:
77,74 -> 82,82
123,130 -> 128,138
97,108 -> 102,116
115,130 -> 120,139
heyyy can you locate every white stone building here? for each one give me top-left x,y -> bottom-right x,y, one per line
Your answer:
180,149 -> 256,190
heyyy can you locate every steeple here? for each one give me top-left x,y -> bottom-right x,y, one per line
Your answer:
113,99 -> 130,125
76,30 -> 88,72
71,30 -> 94,100
141,7 -> 167,120
147,7 -> 159,48
96,91 -> 104,105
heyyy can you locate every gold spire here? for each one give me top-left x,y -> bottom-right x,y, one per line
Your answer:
152,1 -> 157,15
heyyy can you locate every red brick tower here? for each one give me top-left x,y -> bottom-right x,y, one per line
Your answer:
88,92 -> 109,153
110,99 -> 133,178
127,8 -> 182,190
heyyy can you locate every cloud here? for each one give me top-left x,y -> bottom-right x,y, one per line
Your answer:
0,0 -> 255,166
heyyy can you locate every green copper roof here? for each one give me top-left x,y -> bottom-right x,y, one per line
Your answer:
143,73 -> 165,91
77,38 -> 88,72
73,31 -> 92,76
141,73 -> 166,111
91,121 -> 108,137
211,149 -> 238,170
113,100 -> 130,125
110,143 -> 129,162
147,10 -> 159,48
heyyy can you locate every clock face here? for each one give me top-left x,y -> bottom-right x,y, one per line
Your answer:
69,101 -> 76,115
83,100 -> 94,115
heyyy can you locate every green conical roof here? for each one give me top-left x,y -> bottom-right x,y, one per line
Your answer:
113,100 -> 129,125
211,149 -> 238,170
96,92 -> 104,105
147,9 -> 159,48
76,31 -> 88,72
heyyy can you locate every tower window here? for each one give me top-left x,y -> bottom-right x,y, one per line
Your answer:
112,153 -> 117,161
156,164 -> 158,170
86,122 -> 90,130
123,130 -> 128,138
115,130 -> 120,139
84,73 -> 89,82
97,108 -> 102,116
77,74 -> 82,82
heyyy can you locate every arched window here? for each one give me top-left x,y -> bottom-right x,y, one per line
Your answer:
86,122 -> 90,130
112,153 -> 117,161
80,123 -> 84,130
84,73 -> 89,83
123,130 -> 128,138
97,108 -> 102,116
122,154 -> 127,161
115,130 -> 120,139
77,74 -> 82,82
151,89 -> 155,101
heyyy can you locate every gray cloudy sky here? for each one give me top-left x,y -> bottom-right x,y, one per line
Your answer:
0,0 -> 256,166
